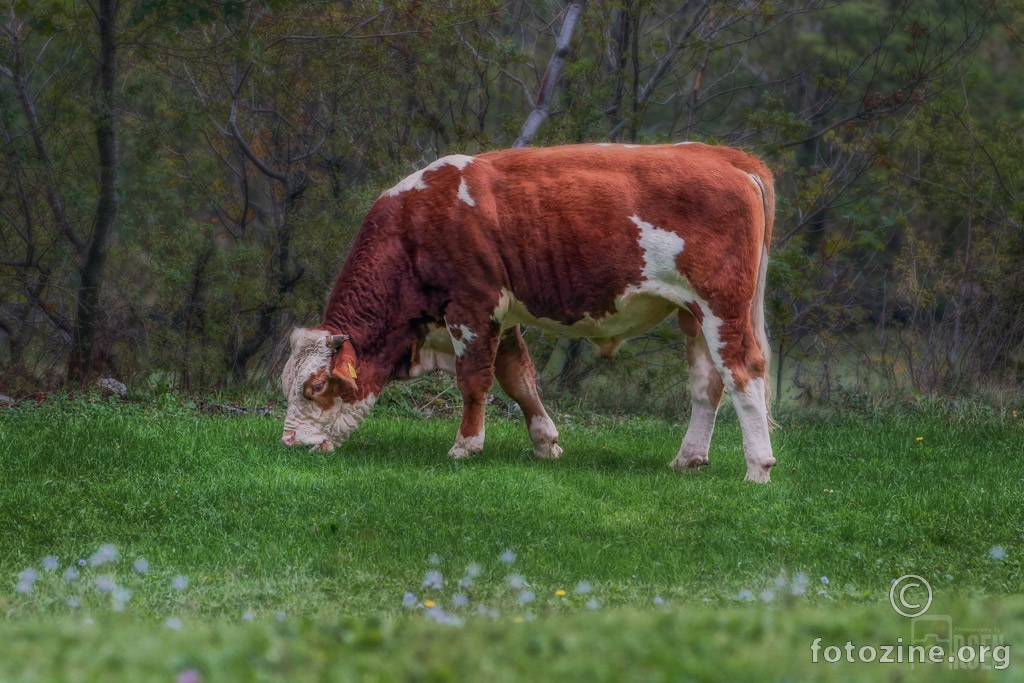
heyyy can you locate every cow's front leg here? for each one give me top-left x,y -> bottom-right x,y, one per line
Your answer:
494,325 -> 562,459
446,316 -> 500,459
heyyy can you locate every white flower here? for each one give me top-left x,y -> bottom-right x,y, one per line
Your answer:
89,544 -> 118,567
990,546 -> 1007,560
499,549 -> 516,564
133,558 -> 150,574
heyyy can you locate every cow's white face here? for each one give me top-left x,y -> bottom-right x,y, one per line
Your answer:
281,328 -> 376,451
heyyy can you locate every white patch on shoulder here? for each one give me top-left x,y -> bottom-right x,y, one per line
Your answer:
447,323 -> 477,358
457,178 -> 476,206
382,154 -> 475,198
675,141 -> 699,145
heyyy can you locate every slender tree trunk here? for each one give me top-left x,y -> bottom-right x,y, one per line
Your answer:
69,0 -> 120,383
513,0 -> 585,148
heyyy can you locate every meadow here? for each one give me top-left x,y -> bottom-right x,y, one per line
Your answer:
1,394 -> 1021,681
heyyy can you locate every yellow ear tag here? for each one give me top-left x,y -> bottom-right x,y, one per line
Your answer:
347,362 -> 358,379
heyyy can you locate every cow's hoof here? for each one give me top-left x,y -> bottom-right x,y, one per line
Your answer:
534,442 -> 563,460
448,433 -> 484,460
744,459 -> 776,483
449,446 -> 477,459
669,453 -> 708,472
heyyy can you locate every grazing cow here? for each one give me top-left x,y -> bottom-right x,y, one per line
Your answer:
281,143 -> 777,481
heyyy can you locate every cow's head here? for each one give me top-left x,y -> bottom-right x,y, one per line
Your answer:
281,328 -> 377,451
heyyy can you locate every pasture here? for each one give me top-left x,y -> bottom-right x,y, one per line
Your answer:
1,395 -> 1021,680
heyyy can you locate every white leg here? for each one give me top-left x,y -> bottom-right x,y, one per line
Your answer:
671,333 -> 722,472
729,377 -> 776,482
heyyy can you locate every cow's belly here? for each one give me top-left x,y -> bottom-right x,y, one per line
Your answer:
497,289 -> 677,353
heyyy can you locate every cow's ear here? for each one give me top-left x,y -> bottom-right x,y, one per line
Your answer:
329,339 -> 359,396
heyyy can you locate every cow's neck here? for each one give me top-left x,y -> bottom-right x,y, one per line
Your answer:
321,220 -> 418,386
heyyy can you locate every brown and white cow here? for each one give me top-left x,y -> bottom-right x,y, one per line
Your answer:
281,143 -> 777,481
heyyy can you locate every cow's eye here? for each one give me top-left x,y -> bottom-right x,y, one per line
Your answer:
310,381 -> 326,394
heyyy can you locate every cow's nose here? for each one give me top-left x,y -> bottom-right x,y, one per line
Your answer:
282,430 -> 297,447
319,440 -> 334,452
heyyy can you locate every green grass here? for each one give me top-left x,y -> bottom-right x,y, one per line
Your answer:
1,396 -> 1022,680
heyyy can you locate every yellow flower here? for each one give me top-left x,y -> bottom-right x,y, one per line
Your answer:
555,589 -> 566,597
513,616 -> 525,623
915,437 -> 923,441
423,600 -> 436,608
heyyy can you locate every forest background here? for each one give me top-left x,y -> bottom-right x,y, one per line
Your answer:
2,0 -> 1023,415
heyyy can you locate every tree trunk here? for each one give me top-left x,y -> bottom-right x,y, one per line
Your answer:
513,0 -> 585,148
69,0 -> 120,384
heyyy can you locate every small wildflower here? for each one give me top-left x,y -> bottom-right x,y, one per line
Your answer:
512,615 -> 525,623
459,577 -> 473,590
555,589 -> 566,597
133,558 -> 149,574
916,437 -> 923,442
172,575 -> 189,591
464,563 -> 481,579
575,581 -> 591,594
653,596 -> 664,605
760,590 -> 775,603
791,573 -> 809,596
738,590 -> 754,601
423,600 -> 437,608
817,589 -> 828,596
176,668 -> 200,683
242,611 -> 254,621
63,567 -> 79,582
77,559 -> 87,567
42,556 -> 59,571
452,593 -> 469,608
165,617 -> 183,630
518,590 -> 535,604
500,549 -> 516,564
586,599 -> 600,610
67,597 -> 80,608
402,592 -> 417,609
112,587 -> 131,604
95,576 -> 116,593
820,576 -> 829,585
507,574 -> 526,590
425,606 -> 463,627
89,544 -> 118,567
16,567 -> 38,593
275,611 -> 286,622
422,570 -> 444,590
990,546 -> 1007,560
428,554 -> 442,566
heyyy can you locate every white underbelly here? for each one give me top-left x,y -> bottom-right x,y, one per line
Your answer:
499,290 -> 678,341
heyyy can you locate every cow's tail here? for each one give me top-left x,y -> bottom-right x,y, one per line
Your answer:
748,172 -> 776,430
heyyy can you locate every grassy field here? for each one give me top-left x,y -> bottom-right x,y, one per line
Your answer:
1,395 -> 1021,680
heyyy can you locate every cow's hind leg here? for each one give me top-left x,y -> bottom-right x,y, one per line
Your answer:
670,325 -> 723,473
494,326 -> 562,459
446,315 -> 499,459
705,316 -> 776,482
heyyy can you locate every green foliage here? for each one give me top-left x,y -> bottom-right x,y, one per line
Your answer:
1,0 -> 1022,405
